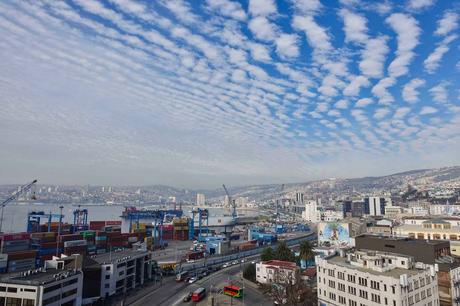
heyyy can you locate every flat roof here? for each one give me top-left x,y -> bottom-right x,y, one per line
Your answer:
396,224 -> 460,233
327,255 -> 422,278
262,260 -> 297,269
356,234 -> 450,246
91,249 -> 149,264
0,269 -> 81,286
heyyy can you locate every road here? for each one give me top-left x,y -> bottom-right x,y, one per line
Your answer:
129,262 -> 270,306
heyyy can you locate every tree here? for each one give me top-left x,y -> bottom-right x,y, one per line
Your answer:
269,270 -> 318,306
299,240 -> 314,268
261,246 -> 276,261
243,263 -> 256,282
275,241 -> 295,262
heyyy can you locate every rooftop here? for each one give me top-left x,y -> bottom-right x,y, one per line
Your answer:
0,269 -> 81,286
262,260 -> 298,269
356,234 -> 450,246
90,248 -> 149,265
327,254 -> 423,278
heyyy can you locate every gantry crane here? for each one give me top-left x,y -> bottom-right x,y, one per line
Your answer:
222,184 -> 237,223
0,179 -> 38,233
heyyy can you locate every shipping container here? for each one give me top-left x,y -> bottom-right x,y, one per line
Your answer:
64,240 -> 87,248
1,233 -> 30,241
7,250 -> 37,260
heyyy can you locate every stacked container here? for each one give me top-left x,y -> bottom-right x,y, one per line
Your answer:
30,232 -> 60,263
6,250 -> 37,272
173,218 -> 189,241
160,224 -> 174,240
80,231 -> 96,255
95,231 -> 107,253
106,232 -> 126,249
63,240 -> 87,255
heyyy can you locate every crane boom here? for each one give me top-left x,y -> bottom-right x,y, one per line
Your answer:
0,179 -> 37,233
222,184 -> 237,222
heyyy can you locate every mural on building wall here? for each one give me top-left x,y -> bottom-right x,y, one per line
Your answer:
318,222 -> 350,247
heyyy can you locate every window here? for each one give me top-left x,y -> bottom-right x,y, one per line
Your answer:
371,293 -> 381,303
0,287 -> 5,292
358,277 -> 367,287
338,283 -> 345,292
23,300 -> 34,306
408,296 -> 414,305
348,286 -> 356,295
328,269 -> 335,277
105,284 -> 109,288
63,278 -> 78,287
23,288 -> 35,293
7,287 -> 17,293
427,288 -> 432,296
105,266 -> 111,271
385,297 -> 388,305
105,275 -> 110,280
384,284 -> 387,291
359,290 -> 368,299
329,280 -> 336,289
371,280 -> 380,290
348,274 -> 356,283
329,292 -> 336,301
5,297 -> 21,306
338,271 -> 345,280
43,295 -> 60,306
339,296 -> 346,304
44,284 -> 61,293
401,261 -> 405,265
392,286 -> 395,294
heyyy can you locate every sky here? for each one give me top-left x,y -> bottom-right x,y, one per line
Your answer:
0,0 -> 459,188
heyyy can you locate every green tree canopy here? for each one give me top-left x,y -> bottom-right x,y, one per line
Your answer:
261,246 -> 276,261
299,240 -> 314,262
275,241 -> 295,262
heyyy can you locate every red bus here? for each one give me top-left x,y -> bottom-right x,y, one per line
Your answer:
223,285 -> 243,298
192,287 -> 206,302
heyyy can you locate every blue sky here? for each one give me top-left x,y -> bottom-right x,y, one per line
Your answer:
0,0 -> 459,188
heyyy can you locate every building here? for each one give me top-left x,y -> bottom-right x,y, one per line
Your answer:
235,197 -> 248,208
256,260 -> 300,285
320,209 -> 343,222
385,206 -> 402,218
341,200 -> 353,217
295,192 -> 304,205
351,201 -> 364,217
0,268 -> 83,306
196,193 -> 205,206
395,218 -> 460,256
317,250 -> 439,306
365,196 -> 386,216
91,249 -> 153,298
302,200 -> 320,223
355,234 -> 460,306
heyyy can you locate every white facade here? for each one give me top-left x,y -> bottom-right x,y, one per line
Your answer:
295,192 -> 304,205
369,196 -> 383,216
302,200 -> 320,223
196,193 -> 205,206
0,269 -> 82,306
430,204 -> 460,216
256,260 -> 300,285
317,250 -> 439,306
321,209 -> 343,222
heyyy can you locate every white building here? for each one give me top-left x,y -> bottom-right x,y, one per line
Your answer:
321,209 -> 343,222
196,193 -> 205,206
302,200 -> 320,223
92,249 -> 153,298
235,197 -> 248,207
295,192 -> 304,205
368,196 -> 384,216
317,250 -> 439,306
0,268 -> 83,306
256,260 -> 300,285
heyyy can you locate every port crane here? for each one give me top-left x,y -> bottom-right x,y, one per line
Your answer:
0,179 -> 38,233
222,184 -> 237,223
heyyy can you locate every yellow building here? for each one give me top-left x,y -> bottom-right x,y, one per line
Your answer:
395,218 -> 460,256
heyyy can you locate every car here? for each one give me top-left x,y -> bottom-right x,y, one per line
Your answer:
183,292 -> 193,302
188,277 -> 197,283
232,260 -> 238,265
240,259 -> 246,263
222,263 -> 230,268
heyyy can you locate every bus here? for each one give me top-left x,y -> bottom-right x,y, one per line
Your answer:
175,271 -> 189,282
223,285 -> 243,298
192,287 -> 206,302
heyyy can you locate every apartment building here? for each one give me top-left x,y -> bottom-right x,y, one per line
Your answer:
317,250 -> 439,306
256,260 -> 300,285
0,268 -> 82,306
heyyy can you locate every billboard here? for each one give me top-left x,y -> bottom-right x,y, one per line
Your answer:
318,222 -> 351,247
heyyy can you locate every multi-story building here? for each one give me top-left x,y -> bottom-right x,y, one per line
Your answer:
317,250 -> 439,306
320,209 -> 343,222
196,193 -> 205,206
0,268 -> 83,306
365,196 -> 386,216
91,249 -> 153,299
302,200 -> 320,223
295,192 -> 304,205
256,260 -> 300,285
355,234 -> 460,306
395,218 -> 460,256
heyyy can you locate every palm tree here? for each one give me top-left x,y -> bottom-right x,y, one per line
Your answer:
299,240 -> 314,269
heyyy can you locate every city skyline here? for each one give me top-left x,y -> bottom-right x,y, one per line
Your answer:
1,0 -> 459,188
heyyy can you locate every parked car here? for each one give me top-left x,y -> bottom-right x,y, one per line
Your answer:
223,263 -> 230,268
183,292 -> 193,302
232,260 -> 238,265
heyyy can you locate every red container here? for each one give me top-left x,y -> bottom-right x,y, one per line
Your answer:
59,234 -> 82,242
105,221 -> 121,226
1,233 -> 30,241
8,250 -> 37,260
